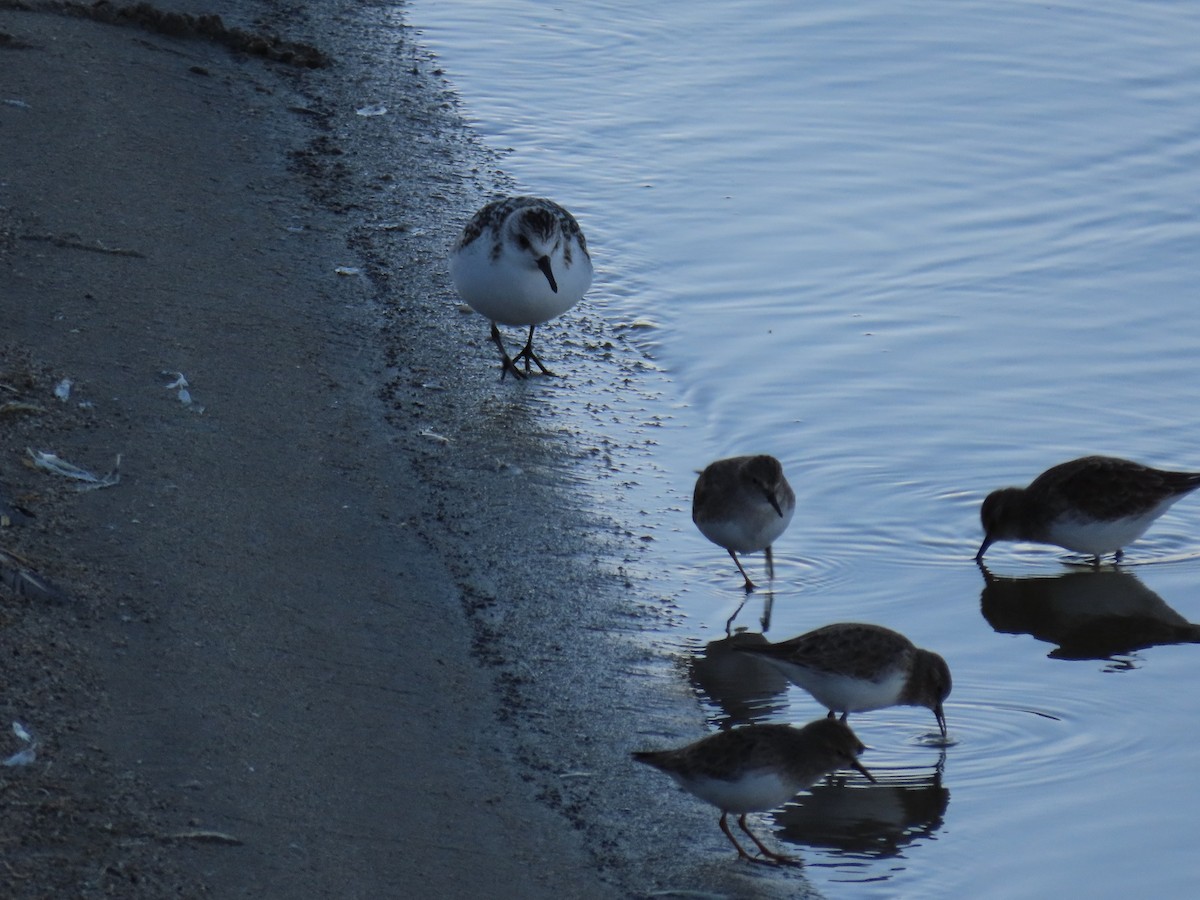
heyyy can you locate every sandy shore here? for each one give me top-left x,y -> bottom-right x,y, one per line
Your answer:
2,2 -> 818,898
1,2 -> 609,895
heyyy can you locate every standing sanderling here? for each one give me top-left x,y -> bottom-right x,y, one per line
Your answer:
632,718 -> 874,864
449,196 -> 592,380
976,455 -> 1200,565
692,455 -> 795,592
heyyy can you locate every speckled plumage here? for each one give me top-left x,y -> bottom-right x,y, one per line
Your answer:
739,623 -> 951,737
454,196 -> 588,261
692,455 -> 795,591
450,196 -> 592,379
977,455 -> 1200,563
633,718 -> 873,863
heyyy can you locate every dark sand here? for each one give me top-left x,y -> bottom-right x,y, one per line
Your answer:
1,2 -> 818,898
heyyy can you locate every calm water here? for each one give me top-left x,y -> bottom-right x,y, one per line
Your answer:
407,1 -> 1200,895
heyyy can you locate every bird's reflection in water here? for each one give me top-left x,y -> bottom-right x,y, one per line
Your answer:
687,630 -> 789,727
979,565 -> 1200,665
723,588 -> 775,634
772,755 -> 948,859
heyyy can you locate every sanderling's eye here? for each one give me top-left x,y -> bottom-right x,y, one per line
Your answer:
516,234 -> 531,250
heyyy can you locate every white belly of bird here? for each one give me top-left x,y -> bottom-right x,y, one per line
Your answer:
449,240 -> 591,327
1046,501 -> 1177,555
697,502 -> 794,554
673,769 -> 801,814
784,667 -> 908,714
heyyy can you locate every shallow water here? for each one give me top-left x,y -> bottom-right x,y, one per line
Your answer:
406,1 -> 1200,895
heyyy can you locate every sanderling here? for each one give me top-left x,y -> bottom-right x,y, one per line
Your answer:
633,718 -> 873,864
693,455 -> 795,591
977,455 -> 1200,564
739,622 -> 951,739
450,196 -> 592,380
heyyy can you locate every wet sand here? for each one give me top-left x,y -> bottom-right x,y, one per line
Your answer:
2,2 -> 819,898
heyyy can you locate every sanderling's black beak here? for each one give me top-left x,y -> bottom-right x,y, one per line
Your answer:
974,535 -> 993,562
935,704 -> 947,739
536,255 -> 558,293
852,759 -> 876,783
767,491 -> 783,518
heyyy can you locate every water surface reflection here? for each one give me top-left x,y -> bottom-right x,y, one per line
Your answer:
979,566 -> 1200,663
773,761 -> 948,860
687,631 -> 788,727
722,587 -> 776,634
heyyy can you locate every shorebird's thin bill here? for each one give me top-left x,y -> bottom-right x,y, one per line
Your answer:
852,759 -> 876,783
974,537 -> 993,561
935,704 -> 948,738
536,256 -> 558,292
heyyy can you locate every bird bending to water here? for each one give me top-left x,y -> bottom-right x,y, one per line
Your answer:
633,718 -> 873,863
738,622 -> 952,739
977,455 -> 1200,565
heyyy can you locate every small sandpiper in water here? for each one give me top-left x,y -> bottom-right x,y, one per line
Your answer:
738,622 -> 951,739
633,718 -> 874,864
977,455 -> 1200,565
692,455 -> 795,591
449,196 -> 592,380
